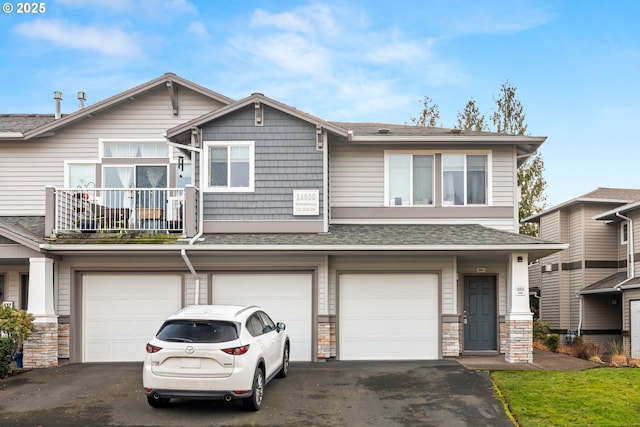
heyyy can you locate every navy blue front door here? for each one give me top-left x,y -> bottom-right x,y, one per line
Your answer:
464,276 -> 497,351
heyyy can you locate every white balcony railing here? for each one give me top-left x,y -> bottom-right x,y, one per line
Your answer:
54,188 -> 185,234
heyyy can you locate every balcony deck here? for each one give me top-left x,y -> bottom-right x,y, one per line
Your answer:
53,188 -> 185,234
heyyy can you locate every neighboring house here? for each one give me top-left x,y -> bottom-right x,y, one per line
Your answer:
525,187 -> 640,357
0,73 -> 566,368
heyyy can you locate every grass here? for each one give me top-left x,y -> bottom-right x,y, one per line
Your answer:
492,368 -> 640,427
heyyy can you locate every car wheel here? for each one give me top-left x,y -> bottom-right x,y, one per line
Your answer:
277,343 -> 289,378
243,367 -> 265,411
147,393 -> 170,408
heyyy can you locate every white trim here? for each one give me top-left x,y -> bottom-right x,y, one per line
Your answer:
383,150 -> 435,207
441,151 -> 492,207
203,140 -> 255,193
622,222 -> 629,245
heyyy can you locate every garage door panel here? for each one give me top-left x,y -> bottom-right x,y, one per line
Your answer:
212,273 -> 312,362
340,274 -> 439,360
83,274 -> 182,362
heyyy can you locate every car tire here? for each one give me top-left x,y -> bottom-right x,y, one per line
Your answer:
147,393 -> 170,408
243,367 -> 265,411
277,343 -> 289,378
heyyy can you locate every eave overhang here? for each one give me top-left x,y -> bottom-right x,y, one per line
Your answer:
21,73 -> 233,140
166,93 -> 349,143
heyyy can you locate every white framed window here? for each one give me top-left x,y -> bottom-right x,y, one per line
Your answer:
204,141 -> 255,192
65,161 -> 97,189
385,152 -> 434,206
442,153 -> 489,205
622,222 -> 629,245
99,139 -> 170,159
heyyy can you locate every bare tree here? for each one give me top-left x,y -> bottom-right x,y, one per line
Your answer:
456,99 -> 486,131
410,95 -> 440,127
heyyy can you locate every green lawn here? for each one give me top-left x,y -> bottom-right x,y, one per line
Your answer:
492,368 -> 640,427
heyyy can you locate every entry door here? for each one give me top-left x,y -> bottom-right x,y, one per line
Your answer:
632,300 -> 640,359
464,276 -> 497,351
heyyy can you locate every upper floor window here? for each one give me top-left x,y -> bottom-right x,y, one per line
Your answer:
205,141 -> 255,192
102,141 -> 168,158
386,153 -> 434,206
442,154 -> 487,205
622,222 -> 629,244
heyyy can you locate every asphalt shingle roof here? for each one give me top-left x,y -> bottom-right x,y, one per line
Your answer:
198,223 -> 550,247
0,115 -> 57,133
0,217 -> 559,250
581,272 -> 640,294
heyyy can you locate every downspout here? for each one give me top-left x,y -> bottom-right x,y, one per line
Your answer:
166,128 -> 204,304
181,249 -> 200,305
577,296 -> 583,337
322,129 -> 329,232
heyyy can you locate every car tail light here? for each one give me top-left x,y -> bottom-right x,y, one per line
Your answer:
146,343 -> 162,353
222,344 -> 250,355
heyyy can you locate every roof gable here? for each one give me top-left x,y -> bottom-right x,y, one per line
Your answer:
524,187 -> 640,223
14,73 -> 234,140
166,93 -> 349,142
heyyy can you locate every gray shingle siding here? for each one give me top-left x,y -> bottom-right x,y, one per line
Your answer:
201,105 -> 324,221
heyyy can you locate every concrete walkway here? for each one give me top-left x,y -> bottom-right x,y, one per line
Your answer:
457,349 -> 601,371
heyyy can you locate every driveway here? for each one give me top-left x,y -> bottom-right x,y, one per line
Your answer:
0,360 -> 513,427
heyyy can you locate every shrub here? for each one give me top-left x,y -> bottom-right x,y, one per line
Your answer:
609,340 -> 624,356
572,340 -> 603,361
0,338 -> 13,378
611,354 -> 628,367
544,334 -> 560,352
533,319 -> 550,342
0,306 -> 35,377
628,358 -> 640,368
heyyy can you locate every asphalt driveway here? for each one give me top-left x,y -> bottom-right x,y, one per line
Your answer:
0,360 -> 513,427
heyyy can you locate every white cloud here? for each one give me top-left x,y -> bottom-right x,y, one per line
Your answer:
187,21 -> 208,38
251,3 -> 341,37
13,19 -> 142,57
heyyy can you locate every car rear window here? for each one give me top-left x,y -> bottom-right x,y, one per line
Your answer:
156,320 -> 239,343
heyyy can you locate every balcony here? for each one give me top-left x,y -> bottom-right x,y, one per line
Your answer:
49,187 -> 194,235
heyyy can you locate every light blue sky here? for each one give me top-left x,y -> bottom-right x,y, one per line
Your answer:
1,0 -> 638,208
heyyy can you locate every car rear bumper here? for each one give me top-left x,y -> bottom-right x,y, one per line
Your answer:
145,388 -> 252,400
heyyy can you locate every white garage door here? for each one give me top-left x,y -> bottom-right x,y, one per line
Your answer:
212,273 -> 312,361
83,274 -> 182,362
339,273 -> 439,360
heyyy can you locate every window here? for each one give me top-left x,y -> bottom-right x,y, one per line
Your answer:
156,320 -> 238,343
443,154 -> 487,205
622,222 -> 629,244
206,141 -> 255,192
102,141 -> 168,158
387,154 -> 434,206
67,163 -> 96,189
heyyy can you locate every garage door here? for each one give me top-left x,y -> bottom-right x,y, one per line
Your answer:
83,274 -> 182,362
339,273 -> 439,360
212,273 -> 312,361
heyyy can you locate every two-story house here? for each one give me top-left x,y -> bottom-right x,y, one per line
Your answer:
0,73 -> 566,368
525,188 -> 640,358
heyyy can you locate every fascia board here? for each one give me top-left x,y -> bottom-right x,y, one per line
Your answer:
348,135 -> 547,144
39,242 -> 568,253
0,132 -> 25,139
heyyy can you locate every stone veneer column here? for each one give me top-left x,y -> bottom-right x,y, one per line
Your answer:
23,257 -> 58,368
441,315 -> 461,356
505,253 -> 533,363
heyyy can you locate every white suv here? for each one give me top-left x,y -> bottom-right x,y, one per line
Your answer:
143,305 -> 289,411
